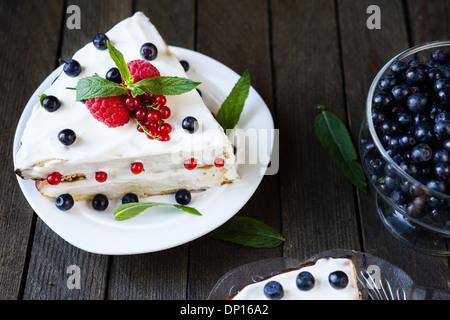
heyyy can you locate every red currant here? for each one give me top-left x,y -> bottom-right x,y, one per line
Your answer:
146,128 -> 160,139
125,96 -> 141,111
184,157 -> 197,170
142,93 -> 155,104
147,110 -> 160,122
214,157 -> 225,168
47,172 -> 62,185
134,108 -> 148,121
131,162 -> 144,174
159,106 -> 171,119
159,123 -> 172,133
147,121 -> 159,129
95,171 -> 108,183
159,133 -> 170,141
137,124 -> 144,132
155,95 -> 166,106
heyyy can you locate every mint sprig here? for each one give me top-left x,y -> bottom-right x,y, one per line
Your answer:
74,41 -> 200,101
314,105 -> 367,192
216,70 -> 251,130
114,202 -> 201,221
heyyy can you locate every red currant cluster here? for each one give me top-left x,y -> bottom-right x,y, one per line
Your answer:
126,93 -> 172,141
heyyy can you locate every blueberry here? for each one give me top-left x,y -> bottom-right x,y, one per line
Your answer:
381,119 -> 400,136
58,129 -> 76,146
122,193 -> 139,204
411,143 -> 432,164
372,110 -> 386,127
434,162 -> 450,180
426,67 -> 443,85
372,91 -> 394,111
92,194 -> 109,211
328,271 -> 349,289
390,189 -> 407,205
433,149 -> 450,163
263,281 -> 284,300
433,78 -> 450,93
390,60 -> 408,77
438,65 -> 450,78
399,160 -> 421,179
430,208 -> 450,223
63,59 -> 82,77
396,112 -> 413,128
431,49 -> 446,62
406,196 -> 430,218
180,60 -> 189,72
106,67 -> 122,84
296,271 -> 315,291
391,84 -> 411,102
398,134 -> 416,150
92,33 -> 109,50
175,189 -> 191,205
434,120 -> 450,140
437,88 -> 450,105
414,122 -> 434,143
406,93 -> 429,113
42,95 -> 61,112
182,116 -> 199,134
427,179 -> 447,194
405,67 -> 425,85
55,194 -> 74,211
140,42 -> 158,61
378,75 -> 399,90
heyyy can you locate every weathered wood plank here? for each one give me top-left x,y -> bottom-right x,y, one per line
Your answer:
270,0 -> 361,262
22,0 -> 133,300
187,0 -> 281,300
338,0 -> 449,291
0,0 -> 65,300
105,0 -> 196,300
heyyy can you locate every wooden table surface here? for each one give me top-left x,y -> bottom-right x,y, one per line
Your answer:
1,0 -> 449,300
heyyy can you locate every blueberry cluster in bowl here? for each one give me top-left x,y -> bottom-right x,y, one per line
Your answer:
361,49 -> 450,230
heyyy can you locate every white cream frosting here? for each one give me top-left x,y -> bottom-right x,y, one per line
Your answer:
231,258 -> 361,300
14,12 -> 238,199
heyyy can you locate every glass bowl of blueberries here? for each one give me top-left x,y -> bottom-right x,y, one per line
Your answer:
360,41 -> 450,256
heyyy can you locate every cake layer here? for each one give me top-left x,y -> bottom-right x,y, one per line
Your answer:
229,257 -> 361,300
14,12 -> 239,200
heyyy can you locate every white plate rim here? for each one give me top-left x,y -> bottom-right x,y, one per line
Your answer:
12,46 -> 274,255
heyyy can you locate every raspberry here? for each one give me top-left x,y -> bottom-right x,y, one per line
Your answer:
85,96 -> 130,128
126,60 -> 160,83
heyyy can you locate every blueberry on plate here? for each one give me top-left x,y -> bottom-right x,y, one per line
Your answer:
175,189 -> 191,205
55,194 -> 74,211
63,59 -> 82,77
122,193 -> 139,204
328,271 -> 348,289
296,271 -> 315,291
93,33 -> 109,50
180,60 -> 189,72
58,129 -> 76,146
263,281 -> 284,300
42,95 -> 61,112
92,194 -> 109,211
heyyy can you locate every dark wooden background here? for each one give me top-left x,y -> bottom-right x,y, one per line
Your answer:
0,0 -> 449,300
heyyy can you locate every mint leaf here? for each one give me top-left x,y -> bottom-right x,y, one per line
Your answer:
130,76 -> 201,97
75,76 -> 129,101
207,216 -> 285,248
107,40 -> 133,86
216,70 -> 251,130
314,105 -> 367,192
114,202 -> 202,221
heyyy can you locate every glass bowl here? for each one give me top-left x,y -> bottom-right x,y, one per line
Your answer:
360,41 -> 450,256
208,249 -> 450,300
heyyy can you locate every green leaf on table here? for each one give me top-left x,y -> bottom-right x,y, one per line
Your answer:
207,216 -> 285,248
130,76 -> 201,97
114,202 -> 202,221
314,105 -> 367,192
75,76 -> 129,101
216,70 -> 251,130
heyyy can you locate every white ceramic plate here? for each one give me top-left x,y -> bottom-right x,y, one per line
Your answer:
13,47 -> 274,255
